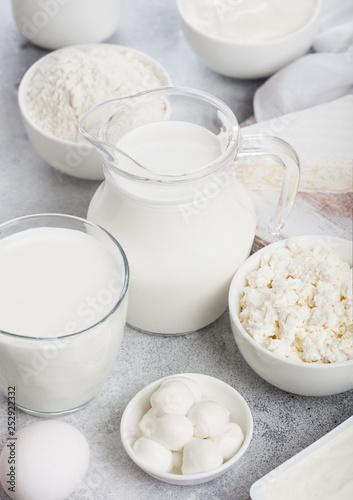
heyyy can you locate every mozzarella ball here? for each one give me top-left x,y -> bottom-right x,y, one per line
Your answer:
187,400 -> 230,438
161,377 -> 202,403
182,438 -> 223,475
138,408 -> 158,437
209,422 -> 244,461
150,380 -> 194,416
132,437 -> 174,473
140,412 -> 194,451
172,451 -> 183,472
0,420 -> 89,500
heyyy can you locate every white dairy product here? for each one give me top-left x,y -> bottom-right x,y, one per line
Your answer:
116,121 -> 222,175
150,380 -> 195,417
0,227 -> 123,336
240,239 -> 353,363
187,400 -> 230,438
172,451 -> 183,471
138,409 -> 157,437
180,0 -> 316,43
209,422 -> 244,461
0,421 -> 90,500
88,120 -> 256,334
25,45 -> 167,142
133,437 -> 174,473
139,411 -> 194,451
265,425 -> 353,500
0,227 -> 128,413
133,376 -> 245,475
241,95 -> 353,193
182,438 -> 223,475
160,376 -> 202,403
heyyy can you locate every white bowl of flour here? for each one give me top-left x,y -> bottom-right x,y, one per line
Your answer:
18,44 -> 171,180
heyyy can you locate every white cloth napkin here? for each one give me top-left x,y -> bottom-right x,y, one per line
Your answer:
253,0 -> 353,121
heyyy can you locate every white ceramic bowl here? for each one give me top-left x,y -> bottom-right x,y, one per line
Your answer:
120,373 -> 253,485
17,44 -> 171,180
11,0 -> 124,50
177,0 -> 322,79
228,236 -> 353,396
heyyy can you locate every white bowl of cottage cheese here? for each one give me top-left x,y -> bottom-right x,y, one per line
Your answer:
228,236 -> 353,396
18,44 -> 171,180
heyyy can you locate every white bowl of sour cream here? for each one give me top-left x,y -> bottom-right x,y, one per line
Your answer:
228,236 -> 353,396
177,0 -> 322,79
120,373 -> 253,485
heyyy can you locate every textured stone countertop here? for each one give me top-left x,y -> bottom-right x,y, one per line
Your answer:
0,1 -> 352,499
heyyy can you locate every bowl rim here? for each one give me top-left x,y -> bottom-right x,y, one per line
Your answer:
177,0 -> 322,47
228,235 -> 353,370
17,43 -> 172,146
120,372 -> 253,483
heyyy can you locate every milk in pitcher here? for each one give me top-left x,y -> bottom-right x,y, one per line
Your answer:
88,121 -> 256,334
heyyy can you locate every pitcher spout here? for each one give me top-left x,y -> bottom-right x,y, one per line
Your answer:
79,88 -> 170,179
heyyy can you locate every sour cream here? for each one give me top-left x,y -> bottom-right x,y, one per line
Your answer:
180,0 -> 316,43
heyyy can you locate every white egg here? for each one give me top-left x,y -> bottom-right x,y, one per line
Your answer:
160,377 -> 202,403
187,399 -> 230,438
150,380 -> 194,416
209,422 -> 244,461
182,438 -> 223,475
139,412 -> 194,451
132,437 -> 174,473
0,420 -> 90,500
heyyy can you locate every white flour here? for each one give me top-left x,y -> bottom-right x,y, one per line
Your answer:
24,45 -> 169,142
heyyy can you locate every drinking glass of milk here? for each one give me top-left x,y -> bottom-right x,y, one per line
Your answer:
0,214 -> 129,416
80,87 -> 299,335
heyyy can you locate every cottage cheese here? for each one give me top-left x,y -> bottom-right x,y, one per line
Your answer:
240,239 -> 353,363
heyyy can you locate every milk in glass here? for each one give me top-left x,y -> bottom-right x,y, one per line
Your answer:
0,225 -> 128,414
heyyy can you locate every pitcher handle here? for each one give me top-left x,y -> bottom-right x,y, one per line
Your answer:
237,134 -> 300,235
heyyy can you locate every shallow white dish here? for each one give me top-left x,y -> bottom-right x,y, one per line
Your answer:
177,0 -> 322,79
250,415 -> 353,500
17,44 -> 171,180
120,373 -> 253,485
228,235 -> 353,396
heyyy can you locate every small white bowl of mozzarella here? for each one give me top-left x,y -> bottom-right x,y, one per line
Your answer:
120,373 -> 253,485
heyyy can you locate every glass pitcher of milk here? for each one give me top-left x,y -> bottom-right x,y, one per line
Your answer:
80,87 -> 300,335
